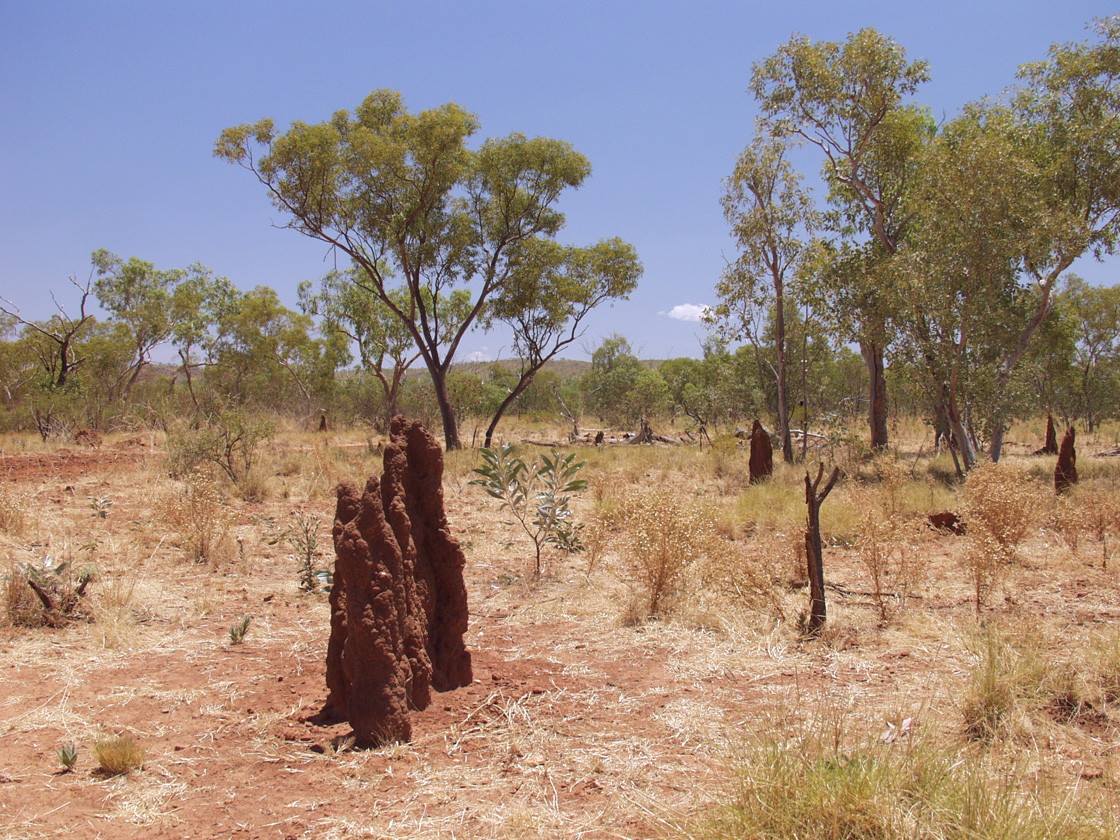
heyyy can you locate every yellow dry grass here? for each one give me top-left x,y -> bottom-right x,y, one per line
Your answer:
0,420 -> 1118,838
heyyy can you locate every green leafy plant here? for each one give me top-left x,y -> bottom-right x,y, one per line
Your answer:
88,494 -> 112,519
57,742 -> 78,773
263,512 -> 332,592
470,445 -> 587,577
228,615 -> 251,645
167,408 -> 275,485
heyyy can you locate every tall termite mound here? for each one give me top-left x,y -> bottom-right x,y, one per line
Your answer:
748,419 -> 773,483
324,416 -> 473,747
1055,425 -> 1078,494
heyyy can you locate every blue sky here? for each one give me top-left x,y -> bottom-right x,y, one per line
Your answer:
2,1 -> 1117,363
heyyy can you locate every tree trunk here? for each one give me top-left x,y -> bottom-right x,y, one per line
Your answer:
861,340 -> 888,450
804,464 -> 840,636
431,369 -> 461,450
484,375 -> 534,449
774,283 -> 794,465
179,350 -> 201,410
988,419 -> 1007,463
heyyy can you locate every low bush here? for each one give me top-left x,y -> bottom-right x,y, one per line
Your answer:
93,733 -> 144,776
158,472 -> 237,566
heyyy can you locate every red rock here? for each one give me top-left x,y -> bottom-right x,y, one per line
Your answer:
928,511 -> 966,535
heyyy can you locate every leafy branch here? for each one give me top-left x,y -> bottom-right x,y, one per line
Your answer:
469,444 -> 587,577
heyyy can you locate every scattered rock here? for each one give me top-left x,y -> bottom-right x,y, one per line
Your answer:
1055,426 -> 1078,493
324,416 -> 472,747
748,419 -> 773,483
928,511 -> 966,535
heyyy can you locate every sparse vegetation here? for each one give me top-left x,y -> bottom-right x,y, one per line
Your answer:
227,615 -> 251,645
93,733 -> 144,776
470,444 -> 587,577
960,462 -> 1040,613
158,471 -> 237,565
2,418 -> 1120,837
703,711 -> 1113,840
57,742 -> 77,773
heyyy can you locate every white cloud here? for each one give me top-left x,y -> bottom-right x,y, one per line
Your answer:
664,303 -> 712,323
469,349 -> 492,362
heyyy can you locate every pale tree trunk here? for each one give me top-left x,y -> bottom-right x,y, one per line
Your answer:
987,264 -> 1068,464
946,396 -> 977,472
861,340 -> 889,450
774,293 -> 793,464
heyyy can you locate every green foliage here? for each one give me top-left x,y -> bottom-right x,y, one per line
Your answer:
228,615 -> 251,645
57,742 -> 78,773
217,88 -> 634,450
88,494 -> 112,519
470,444 -> 587,577
168,409 -> 274,485
264,512 -> 332,593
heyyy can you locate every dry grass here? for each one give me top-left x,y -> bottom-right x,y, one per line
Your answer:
93,733 -> 145,776
960,462 -> 1042,612
3,419 -> 1120,838
157,471 -> 237,565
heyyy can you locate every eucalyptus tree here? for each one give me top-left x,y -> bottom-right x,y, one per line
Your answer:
209,285 -> 341,414
715,132 -> 817,462
91,250 -> 184,400
891,104 -> 1042,471
169,264 -> 238,410
299,268 -> 469,428
0,314 -> 35,408
479,237 -> 640,447
216,89 -> 635,449
1062,276 -> 1120,429
750,28 -> 931,449
983,15 -> 1120,458
0,274 -> 95,390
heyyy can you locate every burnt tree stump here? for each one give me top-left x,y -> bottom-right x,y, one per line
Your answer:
804,464 -> 841,636
325,416 -> 472,747
1055,426 -> 1078,494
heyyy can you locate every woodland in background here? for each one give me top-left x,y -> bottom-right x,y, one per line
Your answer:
0,262 -> 1116,456
2,18 -> 1119,467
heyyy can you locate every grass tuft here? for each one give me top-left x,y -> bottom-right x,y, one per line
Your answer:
93,733 -> 144,776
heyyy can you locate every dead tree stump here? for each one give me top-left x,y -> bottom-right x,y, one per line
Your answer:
1055,426 -> 1078,494
748,419 -> 773,483
804,464 -> 841,636
325,416 -> 472,747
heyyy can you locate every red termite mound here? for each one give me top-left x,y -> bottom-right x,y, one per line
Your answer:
1034,414 -> 1059,455
748,419 -> 773,483
324,416 -> 472,747
1055,426 -> 1078,494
